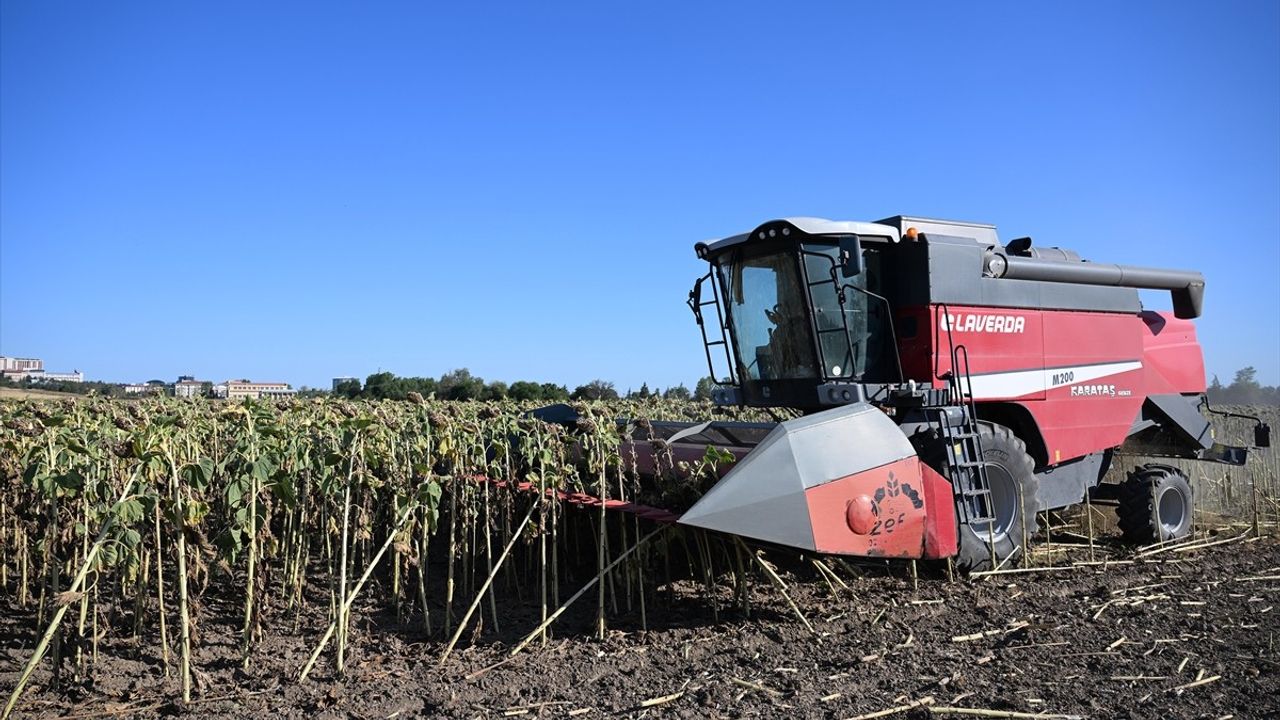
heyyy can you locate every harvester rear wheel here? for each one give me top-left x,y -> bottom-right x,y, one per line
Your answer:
916,422 -> 1038,573
1117,464 -> 1193,544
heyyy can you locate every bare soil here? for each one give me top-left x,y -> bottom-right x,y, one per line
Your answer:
0,388 -> 83,402
4,535 -> 1280,720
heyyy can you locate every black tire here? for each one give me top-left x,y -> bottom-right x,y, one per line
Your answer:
915,422 -> 1039,573
1117,464 -> 1193,544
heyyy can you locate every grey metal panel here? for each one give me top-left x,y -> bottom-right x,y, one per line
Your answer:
677,430 -> 817,550
677,403 -> 916,548
783,217 -> 900,241
1023,246 -> 1081,262
875,215 -> 1000,246
699,218 -> 900,257
925,235 -> 1143,314
778,403 -> 917,488
1034,452 -> 1108,511
1145,394 -> 1214,450
699,232 -> 750,256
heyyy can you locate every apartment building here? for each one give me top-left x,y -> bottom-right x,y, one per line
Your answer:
174,377 -> 208,398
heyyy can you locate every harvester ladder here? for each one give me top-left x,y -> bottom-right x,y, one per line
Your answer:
689,270 -> 737,384
937,344 -> 997,530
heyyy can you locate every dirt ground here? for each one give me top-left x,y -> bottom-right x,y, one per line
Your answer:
3,531 -> 1278,720
0,388 -> 83,402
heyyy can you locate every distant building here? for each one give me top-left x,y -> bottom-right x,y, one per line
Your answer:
174,378 -> 208,399
31,370 -> 85,383
332,376 -> 359,390
124,382 -> 165,395
1,357 -> 43,374
1,357 -> 83,383
215,380 -> 295,400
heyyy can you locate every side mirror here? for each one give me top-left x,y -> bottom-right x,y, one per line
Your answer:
838,234 -> 863,278
1256,422 -> 1271,448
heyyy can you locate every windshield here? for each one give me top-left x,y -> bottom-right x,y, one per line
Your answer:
721,251 -> 817,381
719,242 -> 892,384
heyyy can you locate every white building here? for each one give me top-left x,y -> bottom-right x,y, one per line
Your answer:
1,357 -> 83,383
1,357 -> 43,374
30,370 -> 85,383
174,379 -> 207,398
216,380 -> 295,400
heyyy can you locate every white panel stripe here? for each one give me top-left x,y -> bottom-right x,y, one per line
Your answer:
963,361 -> 1143,400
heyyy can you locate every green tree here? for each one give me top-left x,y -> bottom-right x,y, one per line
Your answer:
508,381 -> 544,401
663,384 -> 691,400
333,379 -> 362,398
571,380 -> 618,401
1223,366 -> 1261,404
694,376 -> 716,401
483,380 -> 509,401
540,383 -> 570,401
364,372 -> 403,400
404,376 -> 438,398
438,368 -> 485,401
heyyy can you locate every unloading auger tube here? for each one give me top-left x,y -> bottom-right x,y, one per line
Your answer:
982,249 -> 1206,320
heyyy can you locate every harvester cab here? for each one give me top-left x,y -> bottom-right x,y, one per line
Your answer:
689,218 -> 903,411
668,215 -> 1266,570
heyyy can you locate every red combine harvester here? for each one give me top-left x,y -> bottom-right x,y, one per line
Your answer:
541,216 -> 1270,571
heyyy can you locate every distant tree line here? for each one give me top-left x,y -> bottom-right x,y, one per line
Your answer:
333,371 -> 715,403
0,375 -> 129,397
335,369 -> 577,402
621,382 -> 692,401
1208,367 -> 1280,406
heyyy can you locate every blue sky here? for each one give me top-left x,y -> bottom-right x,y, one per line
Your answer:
2,2 -> 1277,390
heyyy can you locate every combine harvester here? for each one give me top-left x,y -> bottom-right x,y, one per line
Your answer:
545,216 -> 1270,571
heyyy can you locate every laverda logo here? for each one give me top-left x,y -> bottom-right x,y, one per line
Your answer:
939,313 -> 1026,334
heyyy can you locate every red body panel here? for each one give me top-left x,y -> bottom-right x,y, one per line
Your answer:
805,457 -> 952,559
899,305 -> 1206,466
1139,311 -> 1207,394
920,463 -> 959,559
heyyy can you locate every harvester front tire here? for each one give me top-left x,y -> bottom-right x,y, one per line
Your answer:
917,423 -> 1038,573
1117,465 -> 1193,544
